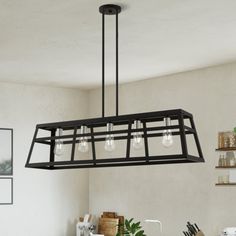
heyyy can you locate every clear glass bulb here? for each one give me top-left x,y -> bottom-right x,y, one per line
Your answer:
54,128 -> 64,156
104,123 -> 115,152
78,126 -> 89,153
132,120 -> 143,149
162,117 -> 173,148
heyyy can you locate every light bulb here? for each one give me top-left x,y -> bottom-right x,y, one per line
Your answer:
162,117 -> 173,148
78,126 -> 89,153
132,120 -> 143,149
104,123 -> 115,152
54,128 -> 64,156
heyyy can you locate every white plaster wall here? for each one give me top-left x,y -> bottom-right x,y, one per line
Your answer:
0,82 -> 89,236
88,62 -> 236,236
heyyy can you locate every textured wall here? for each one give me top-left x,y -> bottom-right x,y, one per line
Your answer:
0,83 -> 89,236
88,62 -> 236,236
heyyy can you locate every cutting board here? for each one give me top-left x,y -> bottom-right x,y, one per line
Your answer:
98,218 -> 119,236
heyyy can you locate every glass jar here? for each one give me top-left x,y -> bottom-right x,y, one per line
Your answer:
218,132 -> 225,148
228,132 -> 236,148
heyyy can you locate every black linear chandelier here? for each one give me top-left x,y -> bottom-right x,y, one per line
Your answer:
25,4 -> 204,170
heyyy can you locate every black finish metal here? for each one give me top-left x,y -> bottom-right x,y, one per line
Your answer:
99,4 -> 121,15
25,5 -> 204,170
116,10 -> 119,116
102,12 -> 105,117
143,122 -> 149,162
178,113 -> 188,156
90,127 -> 96,164
49,129 -> 56,167
126,122 -> 132,158
101,5 -> 120,117
25,109 -> 204,170
71,127 -> 77,161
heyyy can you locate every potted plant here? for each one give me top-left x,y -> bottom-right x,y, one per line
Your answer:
117,218 -> 146,236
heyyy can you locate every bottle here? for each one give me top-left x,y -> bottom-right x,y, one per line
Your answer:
230,156 -> 235,166
218,155 -> 223,167
222,156 -> 227,167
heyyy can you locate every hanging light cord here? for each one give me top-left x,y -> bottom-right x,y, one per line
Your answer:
102,12 -> 105,118
116,10 -> 119,116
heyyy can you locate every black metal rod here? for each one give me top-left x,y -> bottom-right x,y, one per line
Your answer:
90,127 -> 96,164
178,113 -> 188,156
29,159 -> 195,170
70,127 -> 77,161
143,122 -> 149,161
49,129 -> 56,168
126,122 -> 132,158
62,130 -> 193,144
35,125 -> 187,142
36,109 -> 188,129
35,129 -> 194,144
102,13 -> 105,117
189,117 -> 204,161
116,10 -> 119,116
25,127 -> 39,166
27,154 -> 186,167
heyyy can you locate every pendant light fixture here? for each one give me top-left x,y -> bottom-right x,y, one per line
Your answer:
25,4 -> 204,170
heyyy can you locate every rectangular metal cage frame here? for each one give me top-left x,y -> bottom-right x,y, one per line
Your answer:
25,109 -> 204,170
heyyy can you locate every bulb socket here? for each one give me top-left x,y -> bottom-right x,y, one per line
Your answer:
134,120 -> 142,129
106,123 -> 113,132
58,128 -> 63,137
80,125 -> 87,134
164,117 -> 171,126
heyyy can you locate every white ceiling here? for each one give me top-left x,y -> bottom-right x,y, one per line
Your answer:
1,0 -> 236,89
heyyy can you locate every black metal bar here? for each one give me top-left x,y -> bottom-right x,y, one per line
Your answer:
90,127 -> 96,164
35,125 -> 183,142
67,130 -> 194,144
25,127 -> 39,166
189,117 -> 204,161
187,155 -> 205,162
116,10 -> 119,116
70,127 -> 77,161
26,109 -> 204,169
126,122 -> 132,158
178,113 -> 188,156
40,159 -> 195,169
102,12 -> 105,117
36,109 -> 185,130
27,154 -> 186,167
26,159 -> 194,169
36,130 -> 194,145
143,121 -> 149,161
49,129 -> 56,168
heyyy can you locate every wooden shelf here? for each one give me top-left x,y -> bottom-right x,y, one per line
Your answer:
215,183 -> 236,186
215,166 -> 236,169
216,147 -> 236,151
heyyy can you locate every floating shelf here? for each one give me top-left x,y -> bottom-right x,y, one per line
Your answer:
215,183 -> 236,186
215,166 -> 236,169
216,147 -> 236,151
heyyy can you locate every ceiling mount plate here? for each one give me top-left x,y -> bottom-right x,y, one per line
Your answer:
99,4 -> 121,15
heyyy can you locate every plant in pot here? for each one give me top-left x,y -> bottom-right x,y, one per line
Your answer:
117,218 -> 146,236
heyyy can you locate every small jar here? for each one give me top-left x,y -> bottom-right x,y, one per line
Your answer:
223,132 -> 230,148
228,132 -> 236,148
218,155 -> 223,167
222,157 -> 227,166
230,157 -> 236,166
223,175 -> 229,184
218,132 -> 225,149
